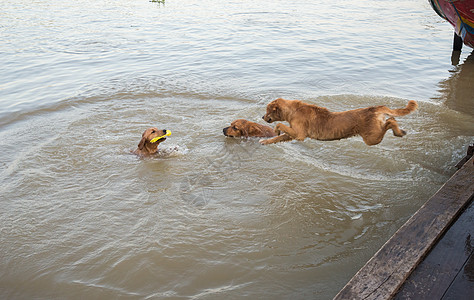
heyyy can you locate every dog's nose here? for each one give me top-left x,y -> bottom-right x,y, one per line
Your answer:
223,127 -> 228,135
262,115 -> 265,120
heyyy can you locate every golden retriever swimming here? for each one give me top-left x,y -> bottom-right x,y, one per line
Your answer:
261,98 -> 418,145
223,119 -> 276,138
133,127 -> 169,156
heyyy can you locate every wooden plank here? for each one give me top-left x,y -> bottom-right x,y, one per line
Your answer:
334,156 -> 474,300
443,250 -> 474,299
393,199 -> 474,299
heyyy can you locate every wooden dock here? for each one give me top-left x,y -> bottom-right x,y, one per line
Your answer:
334,147 -> 474,300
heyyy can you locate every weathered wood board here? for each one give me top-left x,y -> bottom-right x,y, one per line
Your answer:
334,156 -> 474,300
394,200 -> 473,299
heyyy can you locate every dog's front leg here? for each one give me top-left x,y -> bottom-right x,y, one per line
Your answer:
275,123 -> 304,141
260,134 -> 293,145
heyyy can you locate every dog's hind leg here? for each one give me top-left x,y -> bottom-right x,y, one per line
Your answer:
361,118 -> 405,146
386,117 -> 406,137
362,133 -> 385,146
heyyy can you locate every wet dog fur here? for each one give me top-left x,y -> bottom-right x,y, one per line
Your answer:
223,119 -> 276,138
261,98 -> 418,145
133,127 -> 168,156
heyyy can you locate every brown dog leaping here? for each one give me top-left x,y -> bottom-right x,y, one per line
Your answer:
223,119 -> 276,138
133,127 -> 170,156
260,98 -> 418,146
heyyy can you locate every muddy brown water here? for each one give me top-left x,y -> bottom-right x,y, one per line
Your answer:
1,0 -> 473,299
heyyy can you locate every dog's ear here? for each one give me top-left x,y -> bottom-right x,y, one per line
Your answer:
241,126 -> 249,137
138,136 -> 147,150
248,124 -> 263,137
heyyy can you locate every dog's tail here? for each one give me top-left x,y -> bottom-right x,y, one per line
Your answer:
384,100 -> 418,117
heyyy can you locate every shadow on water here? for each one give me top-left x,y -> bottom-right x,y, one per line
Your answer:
439,50 -> 474,116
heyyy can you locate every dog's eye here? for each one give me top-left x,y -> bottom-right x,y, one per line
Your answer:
232,126 -> 238,130
151,130 -> 156,133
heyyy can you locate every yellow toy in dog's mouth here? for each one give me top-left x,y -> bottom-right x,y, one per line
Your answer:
150,130 -> 172,143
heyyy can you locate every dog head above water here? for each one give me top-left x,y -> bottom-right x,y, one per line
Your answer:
223,119 -> 276,138
262,98 -> 287,123
133,127 -> 169,156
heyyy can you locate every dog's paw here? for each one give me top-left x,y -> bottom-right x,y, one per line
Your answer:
259,138 -> 271,145
398,129 -> 407,137
274,124 -> 282,136
393,130 -> 406,137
